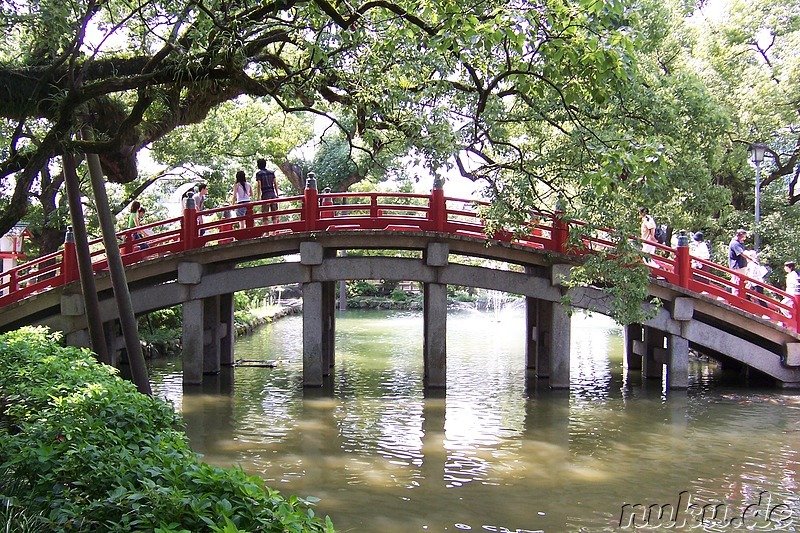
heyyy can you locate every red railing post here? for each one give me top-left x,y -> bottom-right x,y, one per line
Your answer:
551,199 -> 568,254
123,233 -> 135,255
8,269 -> 17,295
370,195 -> 379,221
793,295 -> 800,333
676,231 -> 691,288
428,176 -> 446,232
62,227 -> 79,284
245,204 -> 254,229
183,196 -> 198,250
304,172 -> 319,231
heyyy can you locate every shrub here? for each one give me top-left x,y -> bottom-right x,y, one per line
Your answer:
390,288 -> 408,302
0,327 -> 334,532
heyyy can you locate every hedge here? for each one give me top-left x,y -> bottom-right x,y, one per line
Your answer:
0,327 -> 334,532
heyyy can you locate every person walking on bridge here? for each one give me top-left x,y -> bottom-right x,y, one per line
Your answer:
638,207 -> 657,266
728,229 -> 748,295
781,261 -> 800,316
231,171 -> 253,219
254,158 -> 280,224
689,232 -> 710,283
127,201 -> 148,250
192,183 -> 208,235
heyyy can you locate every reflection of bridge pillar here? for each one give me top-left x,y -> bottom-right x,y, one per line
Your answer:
643,326 -> 665,380
203,295 -> 221,375
423,242 -> 449,389
219,293 -> 235,366
321,280 -> 336,374
182,298 -> 203,384
624,324 -> 643,370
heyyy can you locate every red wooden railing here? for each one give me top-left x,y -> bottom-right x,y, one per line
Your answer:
2,183 -> 798,332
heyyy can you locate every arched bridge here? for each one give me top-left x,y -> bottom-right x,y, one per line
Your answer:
1,183 -> 799,390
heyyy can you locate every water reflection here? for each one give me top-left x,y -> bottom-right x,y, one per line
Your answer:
149,308 -> 799,532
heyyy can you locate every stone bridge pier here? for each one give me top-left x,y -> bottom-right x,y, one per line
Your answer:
179,262 -> 236,384
294,241 -> 574,390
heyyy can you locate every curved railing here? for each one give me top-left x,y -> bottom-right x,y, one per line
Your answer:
1,185 -> 798,332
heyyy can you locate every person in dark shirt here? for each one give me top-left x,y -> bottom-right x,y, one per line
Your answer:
254,158 -> 280,224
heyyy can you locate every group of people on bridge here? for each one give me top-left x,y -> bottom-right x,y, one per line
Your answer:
640,207 -> 799,317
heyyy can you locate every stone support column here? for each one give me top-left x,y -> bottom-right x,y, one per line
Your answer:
219,293 -> 235,366
302,281 -> 324,387
667,297 -> 692,390
667,334 -> 689,390
549,301 -> 571,389
643,326 -> 665,380
534,299 -> 554,379
624,324 -> 643,371
423,281 -> 447,388
203,295 -> 221,375
321,280 -> 336,375
525,296 -> 539,377
423,242 -> 449,389
182,299 -> 204,384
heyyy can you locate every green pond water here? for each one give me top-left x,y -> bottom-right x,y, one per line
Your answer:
148,307 -> 799,532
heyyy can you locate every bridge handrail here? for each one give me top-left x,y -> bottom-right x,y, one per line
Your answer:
2,186 -> 798,332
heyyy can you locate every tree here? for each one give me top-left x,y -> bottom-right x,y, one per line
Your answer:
694,0 -> 799,202
0,0 -> 740,323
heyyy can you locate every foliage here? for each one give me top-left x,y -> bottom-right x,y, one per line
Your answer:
347,281 -> 380,298
1,0 -> 798,324
561,232 -> 661,325
390,289 -> 408,303
0,327 -> 334,533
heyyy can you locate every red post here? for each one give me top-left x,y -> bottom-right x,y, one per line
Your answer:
183,197 -> 198,251
62,232 -> 79,284
370,195 -> 379,221
8,269 -> 17,295
676,232 -> 691,288
245,205 -> 254,229
123,233 -> 135,255
793,295 -> 800,333
304,172 -> 319,231
429,177 -> 446,232
551,212 -> 568,254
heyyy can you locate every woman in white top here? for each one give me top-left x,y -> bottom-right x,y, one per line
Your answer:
231,170 -> 253,217
638,207 -> 657,263
781,261 -> 799,316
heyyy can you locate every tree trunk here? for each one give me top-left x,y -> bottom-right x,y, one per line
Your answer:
83,128 -> 152,395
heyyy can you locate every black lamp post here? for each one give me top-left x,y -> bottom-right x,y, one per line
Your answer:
749,142 -> 768,252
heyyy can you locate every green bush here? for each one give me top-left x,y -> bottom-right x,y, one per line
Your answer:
0,327 -> 334,533
346,280 -> 379,298
390,288 -> 408,302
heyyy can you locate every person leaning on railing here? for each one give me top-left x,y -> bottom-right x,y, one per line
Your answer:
781,261 -> 800,316
744,250 -> 768,308
689,232 -> 710,283
127,201 -> 148,250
